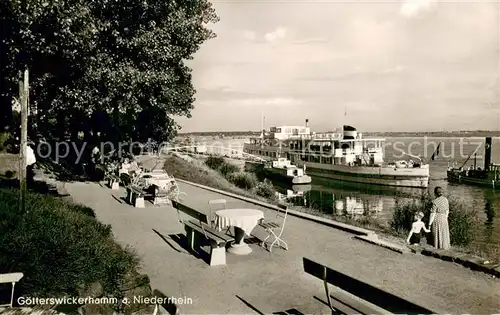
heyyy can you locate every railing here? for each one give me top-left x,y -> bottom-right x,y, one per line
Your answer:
160,145 -> 267,162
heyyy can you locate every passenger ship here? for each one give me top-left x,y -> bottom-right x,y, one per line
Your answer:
243,121 -> 430,188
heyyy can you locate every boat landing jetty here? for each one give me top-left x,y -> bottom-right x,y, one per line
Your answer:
64,179 -> 500,314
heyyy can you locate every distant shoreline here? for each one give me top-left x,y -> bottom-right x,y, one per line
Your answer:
178,131 -> 500,138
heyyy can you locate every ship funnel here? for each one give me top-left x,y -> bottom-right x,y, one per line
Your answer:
305,118 -> 309,127
343,125 -> 357,140
484,137 -> 492,171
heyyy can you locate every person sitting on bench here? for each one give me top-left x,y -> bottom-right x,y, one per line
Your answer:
119,158 -> 131,175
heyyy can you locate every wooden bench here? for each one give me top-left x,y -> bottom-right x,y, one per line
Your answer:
0,272 -> 23,307
126,185 -> 151,208
303,258 -> 436,315
172,200 -> 234,266
106,173 -> 120,190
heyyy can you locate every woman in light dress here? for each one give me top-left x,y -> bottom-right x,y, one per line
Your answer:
427,186 -> 451,250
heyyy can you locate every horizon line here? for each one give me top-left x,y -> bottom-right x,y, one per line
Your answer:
178,129 -> 500,134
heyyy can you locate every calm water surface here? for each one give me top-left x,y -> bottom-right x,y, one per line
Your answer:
198,136 -> 500,257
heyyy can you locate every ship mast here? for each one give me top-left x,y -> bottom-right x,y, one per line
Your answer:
260,112 -> 265,138
344,105 -> 347,130
344,105 -> 348,136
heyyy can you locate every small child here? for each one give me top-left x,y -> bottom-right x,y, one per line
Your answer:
407,211 -> 430,245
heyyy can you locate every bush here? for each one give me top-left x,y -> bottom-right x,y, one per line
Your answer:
70,204 -> 97,218
390,198 -> 422,234
204,156 -> 241,177
3,170 -> 15,178
254,179 -> 276,199
0,133 -> 10,152
218,163 -> 239,177
205,156 -> 225,170
164,155 -> 274,202
390,194 -> 476,246
0,132 -> 17,153
0,153 -> 18,178
448,198 -> 477,246
0,188 -> 139,299
228,172 -> 258,189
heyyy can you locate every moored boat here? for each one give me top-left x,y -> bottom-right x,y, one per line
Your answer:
264,158 -> 312,185
243,120 -> 430,188
275,184 -> 312,201
447,137 -> 500,188
244,158 -> 312,184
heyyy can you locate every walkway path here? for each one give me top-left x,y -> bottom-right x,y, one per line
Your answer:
65,181 -> 500,314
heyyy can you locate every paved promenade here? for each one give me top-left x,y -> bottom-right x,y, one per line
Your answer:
65,181 -> 500,314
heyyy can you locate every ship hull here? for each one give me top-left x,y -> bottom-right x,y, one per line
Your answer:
244,161 -> 265,172
244,162 -> 312,184
447,170 -> 498,188
299,162 -> 429,188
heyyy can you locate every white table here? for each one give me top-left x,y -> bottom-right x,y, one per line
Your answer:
214,208 -> 264,255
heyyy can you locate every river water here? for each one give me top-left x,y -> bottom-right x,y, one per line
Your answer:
187,136 -> 500,257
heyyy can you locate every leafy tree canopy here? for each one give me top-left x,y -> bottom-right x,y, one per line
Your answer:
0,0 -> 218,143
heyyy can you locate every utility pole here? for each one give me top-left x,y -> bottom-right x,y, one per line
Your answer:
18,69 -> 28,213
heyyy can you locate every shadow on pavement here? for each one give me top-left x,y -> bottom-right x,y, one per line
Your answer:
313,296 -> 344,315
235,295 -> 306,315
152,229 -> 183,253
110,194 -> 124,204
235,295 -> 265,314
161,232 -> 211,265
152,289 -> 180,315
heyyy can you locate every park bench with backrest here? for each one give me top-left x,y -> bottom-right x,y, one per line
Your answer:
172,200 -> 234,266
126,184 -> 152,208
302,257 -> 437,315
106,173 -> 120,190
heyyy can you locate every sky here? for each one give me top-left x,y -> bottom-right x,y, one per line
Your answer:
176,0 -> 500,133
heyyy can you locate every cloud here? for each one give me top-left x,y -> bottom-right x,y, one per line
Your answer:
242,30 -> 256,41
182,1 -> 498,132
257,97 -> 301,106
195,87 -> 304,107
201,97 -> 302,107
382,65 -> 406,73
400,0 -> 437,18
264,26 -> 287,42
196,86 -> 261,100
291,37 -> 328,45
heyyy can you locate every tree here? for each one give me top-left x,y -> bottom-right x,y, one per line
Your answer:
0,0 -> 218,142
134,106 -> 176,143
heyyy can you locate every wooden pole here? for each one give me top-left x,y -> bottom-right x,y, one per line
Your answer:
19,69 -> 28,213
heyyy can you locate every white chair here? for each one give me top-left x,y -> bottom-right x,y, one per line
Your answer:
259,204 -> 288,252
168,180 -> 188,202
208,199 -> 231,234
0,272 -> 23,307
